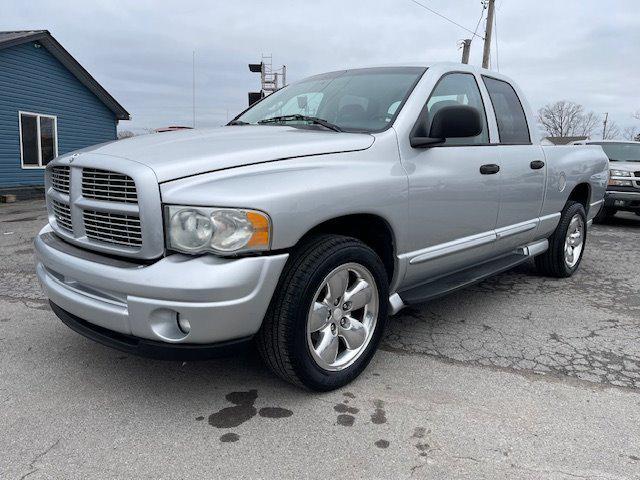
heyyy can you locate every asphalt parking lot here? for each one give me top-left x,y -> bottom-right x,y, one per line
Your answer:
1,199 -> 639,479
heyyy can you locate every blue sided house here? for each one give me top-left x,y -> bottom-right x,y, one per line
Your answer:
0,30 -> 130,196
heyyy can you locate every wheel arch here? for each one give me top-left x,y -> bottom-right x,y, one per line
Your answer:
567,182 -> 591,212
296,214 -> 397,285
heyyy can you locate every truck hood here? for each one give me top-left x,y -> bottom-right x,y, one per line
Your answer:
609,161 -> 640,172
68,126 -> 375,182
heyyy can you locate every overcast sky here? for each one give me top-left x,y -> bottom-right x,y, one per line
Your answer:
4,0 -> 640,137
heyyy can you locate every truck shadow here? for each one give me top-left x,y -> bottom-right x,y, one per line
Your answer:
595,212 -> 640,229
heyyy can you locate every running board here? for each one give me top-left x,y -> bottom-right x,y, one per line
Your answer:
395,239 -> 548,308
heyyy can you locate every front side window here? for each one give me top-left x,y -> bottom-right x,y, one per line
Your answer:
19,112 -> 58,168
235,67 -> 426,133
482,77 -> 530,144
425,73 -> 489,145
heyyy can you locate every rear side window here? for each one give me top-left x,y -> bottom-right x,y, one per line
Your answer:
482,76 -> 530,144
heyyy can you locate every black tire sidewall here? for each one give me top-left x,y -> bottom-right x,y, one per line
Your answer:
553,202 -> 587,276
288,241 -> 389,391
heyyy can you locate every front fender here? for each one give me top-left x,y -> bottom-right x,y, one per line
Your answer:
160,132 -> 409,253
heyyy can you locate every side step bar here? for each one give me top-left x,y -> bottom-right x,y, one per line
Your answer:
389,239 -> 548,312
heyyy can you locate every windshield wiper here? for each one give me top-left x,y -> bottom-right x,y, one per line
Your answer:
227,120 -> 250,126
257,114 -> 342,132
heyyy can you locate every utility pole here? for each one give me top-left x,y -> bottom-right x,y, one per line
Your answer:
482,0 -> 495,69
460,39 -> 471,64
602,112 -> 609,139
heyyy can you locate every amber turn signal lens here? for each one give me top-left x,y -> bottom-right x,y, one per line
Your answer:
247,211 -> 270,247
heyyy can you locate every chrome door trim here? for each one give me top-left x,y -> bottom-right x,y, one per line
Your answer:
539,212 -> 561,222
402,214 -> 555,266
406,231 -> 497,265
495,220 -> 538,239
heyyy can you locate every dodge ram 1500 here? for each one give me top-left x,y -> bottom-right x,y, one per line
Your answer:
36,63 -> 609,390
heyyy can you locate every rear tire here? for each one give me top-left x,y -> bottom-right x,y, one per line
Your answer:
257,235 -> 389,391
535,201 -> 587,278
593,206 -> 616,223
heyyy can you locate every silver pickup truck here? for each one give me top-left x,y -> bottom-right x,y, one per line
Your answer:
35,63 -> 608,390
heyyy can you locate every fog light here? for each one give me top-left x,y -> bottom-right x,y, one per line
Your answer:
177,315 -> 191,334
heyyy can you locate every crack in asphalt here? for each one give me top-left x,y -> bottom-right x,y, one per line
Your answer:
382,221 -> 640,391
18,438 -> 60,480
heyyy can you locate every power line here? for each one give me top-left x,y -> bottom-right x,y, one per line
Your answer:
471,2 -> 487,42
407,0 -> 484,40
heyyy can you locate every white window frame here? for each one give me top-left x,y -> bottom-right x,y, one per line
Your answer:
18,111 -> 59,169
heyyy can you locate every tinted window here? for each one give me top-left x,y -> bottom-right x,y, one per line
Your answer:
482,76 -> 530,144
20,113 -> 58,167
20,114 -> 39,165
237,67 -> 426,133
426,73 -> 489,145
40,116 -> 56,164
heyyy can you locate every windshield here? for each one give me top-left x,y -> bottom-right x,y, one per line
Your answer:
590,142 -> 640,162
234,67 -> 426,133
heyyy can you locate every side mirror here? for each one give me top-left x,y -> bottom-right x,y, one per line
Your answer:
410,105 -> 482,148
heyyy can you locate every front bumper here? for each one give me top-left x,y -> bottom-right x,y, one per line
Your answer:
35,225 -> 288,346
604,190 -> 640,211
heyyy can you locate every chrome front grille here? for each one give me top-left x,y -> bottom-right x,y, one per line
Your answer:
83,210 -> 142,247
45,159 -> 163,259
51,200 -> 72,232
51,166 -> 70,194
82,168 -> 138,203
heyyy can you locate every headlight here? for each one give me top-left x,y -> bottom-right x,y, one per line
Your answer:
609,169 -> 633,187
610,169 -> 632,177
166,206 -> 270,255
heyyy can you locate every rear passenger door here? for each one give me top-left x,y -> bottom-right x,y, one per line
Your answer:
482,76 -> 545,251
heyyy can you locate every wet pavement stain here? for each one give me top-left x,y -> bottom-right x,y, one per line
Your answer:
337,414 -> 355,427
371,399 -> 387,424
335,393 -> 359,426
416,443 -> 430,457
195,416 -> 204,421
220,433 -> 240,443
375,439 -> 390,449
259,407 -> 293,419
334,403 -> 359,415
208,390 -> 258,428
412,427 -> 426,439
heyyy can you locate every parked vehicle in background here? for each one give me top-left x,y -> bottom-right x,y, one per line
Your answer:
35,63 -> 608,391
578,140 -> 640,221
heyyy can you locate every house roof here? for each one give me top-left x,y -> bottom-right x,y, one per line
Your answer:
543,136 -> 589,145
0,30 -> 130,120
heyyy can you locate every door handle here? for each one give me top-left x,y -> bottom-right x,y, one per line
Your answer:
480,164 -> 500,175
530,160 -> 545,170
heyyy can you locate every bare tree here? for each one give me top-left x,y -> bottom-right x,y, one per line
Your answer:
537,101 -> 598,138
578,111 -> 599,137
603,120 -> 621,140
623,126 -> 638,141
117,130 -> 135,140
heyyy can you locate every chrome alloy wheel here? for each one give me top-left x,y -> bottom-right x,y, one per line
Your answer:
564,214 -> 584,268
306,263 -> 379,371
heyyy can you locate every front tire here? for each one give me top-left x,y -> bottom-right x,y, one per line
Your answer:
257,235 -> 389,391
535,201 -> 587,278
